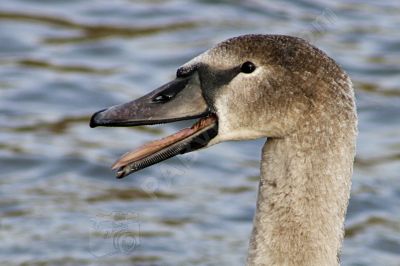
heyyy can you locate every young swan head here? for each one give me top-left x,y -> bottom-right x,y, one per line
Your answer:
90,34 -> 355,178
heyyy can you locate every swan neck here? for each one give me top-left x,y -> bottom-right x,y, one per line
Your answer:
247,128 -> 356,266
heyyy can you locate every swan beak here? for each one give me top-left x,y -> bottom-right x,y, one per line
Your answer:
89,73 -> 218,178
90,73 -> 208,128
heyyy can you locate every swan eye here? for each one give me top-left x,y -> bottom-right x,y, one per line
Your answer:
240,61 -> 256,74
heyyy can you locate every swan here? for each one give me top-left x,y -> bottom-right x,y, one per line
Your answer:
90,34 -> 357,266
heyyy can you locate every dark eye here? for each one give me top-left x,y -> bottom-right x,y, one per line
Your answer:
240,61 -> 256,74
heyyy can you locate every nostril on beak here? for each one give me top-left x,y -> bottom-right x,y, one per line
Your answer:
89,108 -> 108,128
152,94 -> 172,103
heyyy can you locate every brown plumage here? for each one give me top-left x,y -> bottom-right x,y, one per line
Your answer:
91,34 -> 358,265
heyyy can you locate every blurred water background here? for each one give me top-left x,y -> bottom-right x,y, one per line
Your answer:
0,0 -> 399,265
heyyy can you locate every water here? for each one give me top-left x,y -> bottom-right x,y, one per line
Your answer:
0,0 -> 399,265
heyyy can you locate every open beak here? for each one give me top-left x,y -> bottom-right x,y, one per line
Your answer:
90,73 -> 218,178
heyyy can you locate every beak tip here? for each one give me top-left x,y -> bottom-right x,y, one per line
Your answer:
89,121 -> 97,128
89,116 -> 98,128
89,108 -> 108,128
116,170 -> 126,179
